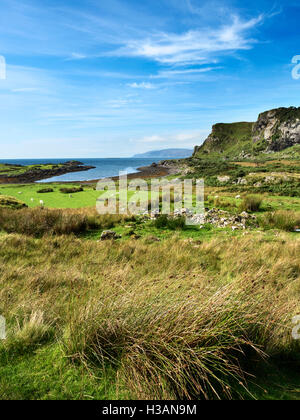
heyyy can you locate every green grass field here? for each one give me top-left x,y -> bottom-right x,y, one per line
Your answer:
1,183 -> 300,214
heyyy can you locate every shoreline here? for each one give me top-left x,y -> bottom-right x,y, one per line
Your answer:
0,160 -> 183,185
77,164 -> 173,184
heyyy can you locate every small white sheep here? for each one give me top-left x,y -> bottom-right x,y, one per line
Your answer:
31,198 -> 34,202
40,200 -> 44,206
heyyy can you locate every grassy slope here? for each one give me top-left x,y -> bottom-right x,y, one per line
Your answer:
0,163 -> 68,177
195,122 -> 255,158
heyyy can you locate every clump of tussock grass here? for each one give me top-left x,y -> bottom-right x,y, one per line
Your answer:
259,210 -> 300,232
239,195 -> 263,212
3,311 -> 55,355
153,214 -> 186,230
65,270 -> 297,399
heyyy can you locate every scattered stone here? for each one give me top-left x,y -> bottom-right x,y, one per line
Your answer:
187,208 -> 257,230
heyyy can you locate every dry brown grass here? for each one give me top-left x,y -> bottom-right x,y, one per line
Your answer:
0,207 -> 133,236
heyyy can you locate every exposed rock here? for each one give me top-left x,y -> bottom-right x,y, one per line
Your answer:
193,106 -> 300,157
252,107 -> 300,151
237,177 -> 248,185
100,230 -> 121,241
187,208 -> 257,230
218,175 -> 230,183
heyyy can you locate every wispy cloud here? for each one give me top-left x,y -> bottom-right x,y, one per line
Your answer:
66,52 -> 87,60
151,66 -> 223,78
111,14 -> 263,66
127,82 -> 156,89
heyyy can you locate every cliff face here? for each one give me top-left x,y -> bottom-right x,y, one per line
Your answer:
252,107 -> 300,151
194,107 -> 300,157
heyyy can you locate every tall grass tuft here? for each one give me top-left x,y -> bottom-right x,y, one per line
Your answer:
259,210 -> 300,232
65,276 -> 293,399
3,311 -> 55,355
239,195 -> 263,212
0,207 -> 133,236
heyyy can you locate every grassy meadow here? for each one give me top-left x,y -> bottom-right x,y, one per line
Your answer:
0,172 -> 300,400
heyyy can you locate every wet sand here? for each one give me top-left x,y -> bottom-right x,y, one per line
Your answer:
77,164 -> 171,185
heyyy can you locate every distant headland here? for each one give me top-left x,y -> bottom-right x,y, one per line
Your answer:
0,160 -> 96,184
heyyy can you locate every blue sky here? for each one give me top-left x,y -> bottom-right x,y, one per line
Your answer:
0,0 -> 300,158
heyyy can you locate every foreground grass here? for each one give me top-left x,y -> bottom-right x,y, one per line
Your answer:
0,229 -> 299,399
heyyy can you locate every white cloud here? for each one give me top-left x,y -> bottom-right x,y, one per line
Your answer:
151,66 -> 222,78
112,14 -> 263,66
127,82 -> 156,89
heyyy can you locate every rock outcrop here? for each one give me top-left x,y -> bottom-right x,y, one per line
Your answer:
252,107 -> 300,151
194,106 -> 300,157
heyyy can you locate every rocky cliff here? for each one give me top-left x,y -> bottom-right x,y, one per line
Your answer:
194,106 -> 300,157
252,107 -> 300,151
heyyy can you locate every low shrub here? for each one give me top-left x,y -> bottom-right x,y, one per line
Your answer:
59,187 -> 83,194
37,188 -> 54,193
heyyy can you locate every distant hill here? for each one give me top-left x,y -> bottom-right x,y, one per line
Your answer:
133,149 -> 193,159
193,106 -> 300,159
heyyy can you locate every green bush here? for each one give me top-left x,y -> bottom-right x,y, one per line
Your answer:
59,187 -> 83,194
154,215 -> 186,230
37,188 -> 54,193
0,195 -> 28,210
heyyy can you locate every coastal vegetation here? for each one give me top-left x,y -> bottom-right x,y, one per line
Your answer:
1,106 -> 300,400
